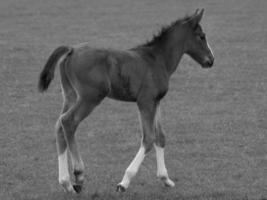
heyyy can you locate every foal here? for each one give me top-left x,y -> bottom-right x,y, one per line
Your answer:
38,9 -> 214,193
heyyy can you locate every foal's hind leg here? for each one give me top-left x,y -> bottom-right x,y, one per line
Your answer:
56,100 -> 76,193
117,100 -> 157,192
56,65 -> 77,193
60,89 -> 104,193
154,106 -> 175,187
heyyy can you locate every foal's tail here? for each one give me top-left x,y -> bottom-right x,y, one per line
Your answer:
38,46 -> 73,92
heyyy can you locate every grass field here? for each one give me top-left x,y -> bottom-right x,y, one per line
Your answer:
1,0 -> 267,199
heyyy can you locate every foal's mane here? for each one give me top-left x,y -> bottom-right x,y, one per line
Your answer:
141,15 -> 192,47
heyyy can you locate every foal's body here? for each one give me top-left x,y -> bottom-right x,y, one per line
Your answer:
69,45 -> 170,102
38,9 -> 214,193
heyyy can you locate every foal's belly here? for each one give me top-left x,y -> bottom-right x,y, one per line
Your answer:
107,81 -> 137,102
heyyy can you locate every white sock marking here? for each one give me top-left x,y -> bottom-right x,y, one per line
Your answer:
154,145 -> 175,187
154,145 -> 168,177
58,150 -> 70,183
119,146 -> 145,188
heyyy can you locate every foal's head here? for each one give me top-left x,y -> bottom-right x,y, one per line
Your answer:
183,9 -> 214,68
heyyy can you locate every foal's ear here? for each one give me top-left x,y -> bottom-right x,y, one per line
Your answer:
190,9 -> 204,28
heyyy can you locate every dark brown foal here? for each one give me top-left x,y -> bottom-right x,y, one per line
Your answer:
38,9 -> 214,193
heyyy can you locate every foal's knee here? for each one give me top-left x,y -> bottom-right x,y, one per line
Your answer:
143,135 -> 155,153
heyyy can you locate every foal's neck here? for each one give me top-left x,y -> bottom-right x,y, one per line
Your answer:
155,27 -> 187,76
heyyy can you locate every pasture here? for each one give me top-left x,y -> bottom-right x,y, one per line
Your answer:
0,0 -> 266,199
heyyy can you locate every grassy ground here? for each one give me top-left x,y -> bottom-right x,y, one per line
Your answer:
1,0 -> 267,199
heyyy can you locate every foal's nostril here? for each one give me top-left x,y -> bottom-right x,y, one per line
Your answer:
206,59 -> 214,67
203,56 -> 214,67
208,60 -> 213,66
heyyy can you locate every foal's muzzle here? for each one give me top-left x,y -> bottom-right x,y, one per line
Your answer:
202,56 -> 214,68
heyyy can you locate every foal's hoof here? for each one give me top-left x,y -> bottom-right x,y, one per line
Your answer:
163,178 -> 175,188
73,184 -> 83,193
60,180 -> 76,193
159,176 -> 175,188
116,184 -> 126,192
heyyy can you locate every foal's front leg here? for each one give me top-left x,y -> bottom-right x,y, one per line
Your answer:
154,144 -> 175,187
117,101 -> 157,192
154,107 -> 175,187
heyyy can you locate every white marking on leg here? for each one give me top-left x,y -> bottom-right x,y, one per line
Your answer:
58,150 -> 69,182
155,145 -> 167,177
154,145 -> 175,187
119,146 -> 145,189
58,150 -> 74,192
